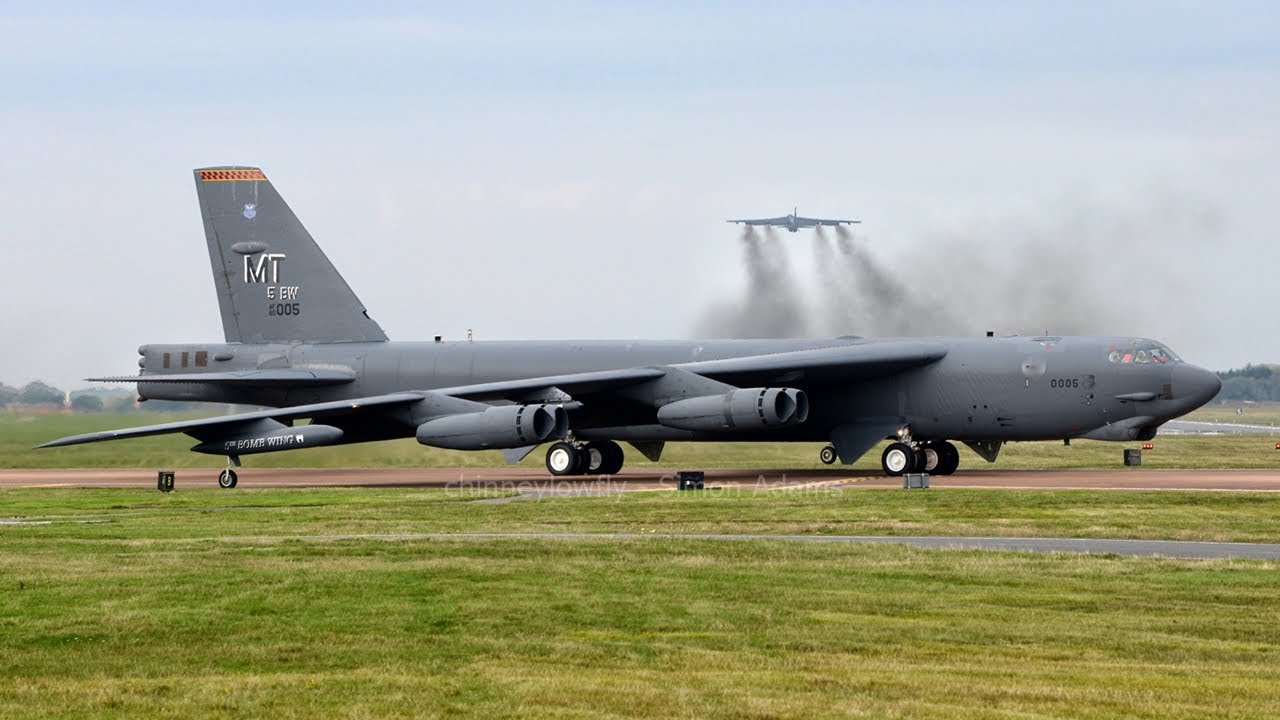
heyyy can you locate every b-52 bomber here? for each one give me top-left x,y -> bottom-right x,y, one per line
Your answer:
42,167 -> 1222,487
727,207 -> 860,232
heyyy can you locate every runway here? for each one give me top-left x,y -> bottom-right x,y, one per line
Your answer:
1164,419 -> 1280,435
5,467 -> 1280,491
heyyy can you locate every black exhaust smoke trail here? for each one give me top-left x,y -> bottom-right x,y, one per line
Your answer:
811,226 -> 866,335
695,226 -> 811,338
830,225 -> 961,336
698,195 -> 1213,346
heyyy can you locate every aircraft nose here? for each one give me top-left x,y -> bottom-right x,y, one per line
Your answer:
1172,364 -> 1222,408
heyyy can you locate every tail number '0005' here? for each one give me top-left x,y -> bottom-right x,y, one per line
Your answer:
1049,378 -> 1079,389
268,303 -> 301,317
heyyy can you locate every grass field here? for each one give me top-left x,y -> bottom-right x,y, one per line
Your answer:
1184,402 -> 1280,424
3,487 -> 1280,718
6,407 -> 1280,471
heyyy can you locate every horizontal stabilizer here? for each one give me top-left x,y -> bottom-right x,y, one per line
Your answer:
90,369 -> 356,387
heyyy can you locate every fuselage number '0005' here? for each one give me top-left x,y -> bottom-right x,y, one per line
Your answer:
1049,378 -> 1080,389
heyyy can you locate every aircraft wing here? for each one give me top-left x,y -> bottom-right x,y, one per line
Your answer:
726,216 -> 791,226
41,342 -> 945,449
439,341 -> 946,405
441,342 -> 946,403
39,393 -> 425,448
676,341 -> 946,385
440,367 -> 667,402
794,217 -> 860,228
38,369 -> 668,449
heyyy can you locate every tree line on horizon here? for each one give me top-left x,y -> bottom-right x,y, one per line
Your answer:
1214,364 -> 1280,403
0,382 -> 204,412
4,365 -> 1279,412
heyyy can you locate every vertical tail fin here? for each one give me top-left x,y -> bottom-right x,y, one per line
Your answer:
194,167 -> 388,344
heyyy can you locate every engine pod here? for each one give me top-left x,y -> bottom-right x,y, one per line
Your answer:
656,388 -> 807,432
415,404 -> 565,450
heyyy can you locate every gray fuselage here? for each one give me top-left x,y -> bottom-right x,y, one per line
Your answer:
135,335 -> 1219,447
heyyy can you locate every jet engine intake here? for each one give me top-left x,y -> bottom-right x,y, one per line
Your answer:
415,404 -> 567,450
656,388 -> 808,432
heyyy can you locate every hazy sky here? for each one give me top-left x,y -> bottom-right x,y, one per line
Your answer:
1,2 -> 1276,388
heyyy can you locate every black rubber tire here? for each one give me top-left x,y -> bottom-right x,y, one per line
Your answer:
819,445 -> 837,465
934,441 -> 960,475
572,445 -> 593,475
920,446 -> 940,473
545,442 -> 582,476
218,469 -> 238,489
583,443 -> 606,473
591,441 -> 625,475
881,442 -> 916,476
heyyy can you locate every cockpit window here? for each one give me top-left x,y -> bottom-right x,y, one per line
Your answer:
1108,339 -> 1181,364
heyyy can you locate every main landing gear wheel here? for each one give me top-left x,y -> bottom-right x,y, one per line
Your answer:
819,445 -> 838,465
545,442 -> 582,477
584,441 -> 625,475
217,469 -> 239,489
881,442 -> 916,476
548,441 -> 625,476
919,446 -> 940,473
933,441 -> 960,475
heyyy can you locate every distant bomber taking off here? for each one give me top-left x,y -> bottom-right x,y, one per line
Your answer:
42,167 -> 1221,487
727,207 -> 860,232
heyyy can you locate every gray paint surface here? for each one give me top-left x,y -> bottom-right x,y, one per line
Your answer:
42,168 -> 1224,476
727,208 -> 859,232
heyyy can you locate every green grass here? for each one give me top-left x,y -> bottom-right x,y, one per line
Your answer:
7,485 -> 1280,542
1188,401 -> 1280,425
8,410 -> 1280,471
2,487 -> 1280,718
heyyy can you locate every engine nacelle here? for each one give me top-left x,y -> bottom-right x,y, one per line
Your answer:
415,404 -> 568,450
656,388 -> 808,432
